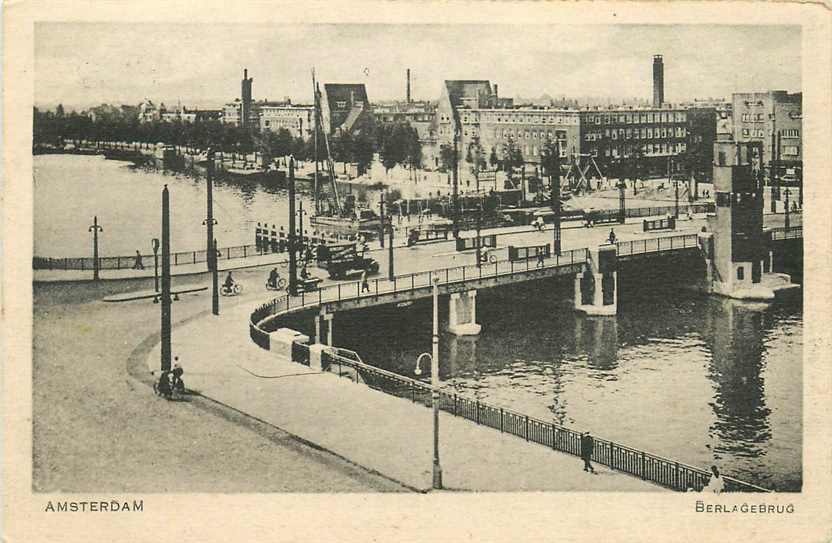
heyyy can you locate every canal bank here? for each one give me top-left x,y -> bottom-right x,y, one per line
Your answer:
144,299 -> 665,492
323,270 -> 802,492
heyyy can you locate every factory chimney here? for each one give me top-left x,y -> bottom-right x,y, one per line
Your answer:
241,68 -> 253,128
652,55 -> 664,107
406,69 -> 411,103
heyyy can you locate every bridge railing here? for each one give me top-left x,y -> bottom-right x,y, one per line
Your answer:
320,349 -> 771,493
615,233 -> 699,257
770,226 -> 802,241
250,247 -> 590,329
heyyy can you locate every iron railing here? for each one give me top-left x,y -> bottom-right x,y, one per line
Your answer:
615,234 -> 700,257
249,247 -> 589,331
770,226 -> 803,241
246,236 -> 771,493
319,349 -> 771,493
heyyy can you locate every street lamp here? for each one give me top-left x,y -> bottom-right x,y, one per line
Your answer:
151,238 -> 160,293
413,277 -> 442,489
784,188 -> 791,231
88,216 -> 103,281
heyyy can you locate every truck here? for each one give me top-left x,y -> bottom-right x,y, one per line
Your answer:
316,242 -> 380,280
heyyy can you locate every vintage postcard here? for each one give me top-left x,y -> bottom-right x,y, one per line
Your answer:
3,1 -> 831,541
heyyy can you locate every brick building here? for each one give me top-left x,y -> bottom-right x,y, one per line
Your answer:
320,83 -> 374,136
577,106 -> 690,178
732,91 -> 802,179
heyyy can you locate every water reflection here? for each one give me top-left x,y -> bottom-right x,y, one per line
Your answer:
337,279 -> 801,490
703,299 -> 771,458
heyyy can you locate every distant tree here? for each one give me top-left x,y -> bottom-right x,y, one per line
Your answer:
489,146 -> 499,169
438,144 -> 456,173
466,136 -> 487,189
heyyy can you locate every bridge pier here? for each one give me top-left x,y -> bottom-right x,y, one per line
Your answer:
699,138 -> 798,302
313,313 -> 321,344
324,313 -> 334,346
448,290 -> 481,336
574,245 -> 617,316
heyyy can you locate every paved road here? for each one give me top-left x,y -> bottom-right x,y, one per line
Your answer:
32,280 -> 407,492
150,301 -> 666,492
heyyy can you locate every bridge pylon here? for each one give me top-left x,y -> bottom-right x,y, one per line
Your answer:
448,290 -> 481,336
700,138 -> 798,301
574,244 -> 618,316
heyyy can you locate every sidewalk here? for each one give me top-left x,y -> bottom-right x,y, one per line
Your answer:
146,301 -> 664,492
34,212 -> 798,283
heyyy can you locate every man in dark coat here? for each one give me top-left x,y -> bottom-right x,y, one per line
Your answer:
581,432 -> 596,473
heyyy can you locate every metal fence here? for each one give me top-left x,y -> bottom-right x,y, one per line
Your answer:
771,226 -> 803,241
319,349 -> 771,493
33,243 -> 267,271
248,247 -> 589,333
615,234 -> 700,257
246,241 -> 770,492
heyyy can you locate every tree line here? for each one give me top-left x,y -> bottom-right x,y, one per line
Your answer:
33,105 -> 422,176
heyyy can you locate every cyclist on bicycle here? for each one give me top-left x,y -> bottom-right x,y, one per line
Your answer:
224,271 -> 235,290
268,267 -> 279,289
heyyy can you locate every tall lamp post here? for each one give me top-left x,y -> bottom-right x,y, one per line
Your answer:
297,199 -> 308,267
88,216 -> 103,281
151,238 -> 160,293
160,185 -> 172,373
288,156 -> 298,296
205,148 -> 216,272
414,277 -> 442,489
784,188 -> 791,231
387,216 -> 395,281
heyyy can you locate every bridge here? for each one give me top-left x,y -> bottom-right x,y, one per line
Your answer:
247,228 -> 796,494
251,226 -> 800,347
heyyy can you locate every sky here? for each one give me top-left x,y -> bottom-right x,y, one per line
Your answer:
34,23 -> 801,110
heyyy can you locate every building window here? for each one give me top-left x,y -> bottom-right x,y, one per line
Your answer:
755,113 -> 764,121
782,128 -> 800,138
742,128 -> 750,137
737,266 -> 744,281
783,146 -> 799,156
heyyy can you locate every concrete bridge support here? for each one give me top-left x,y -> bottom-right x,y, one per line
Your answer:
323,313 -> 334,346
448,290 -> 482,336
574,245 -> 618,316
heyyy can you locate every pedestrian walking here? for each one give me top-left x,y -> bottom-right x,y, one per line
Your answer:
580,432 -> 596,473
608,229 -> 617,244
133,250 -> 145,270
361,270 -> 370,293
703,465 -> 724,494
537,250 -> 545,268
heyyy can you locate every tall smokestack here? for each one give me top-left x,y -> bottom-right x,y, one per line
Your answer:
406,69 -> 411,103
241,68 -> 253,128
652,55 -> 664,107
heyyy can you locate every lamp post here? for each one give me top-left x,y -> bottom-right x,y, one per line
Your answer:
297,199 -> 308,266
160,185 -> 172,373
151,238 -> 160,293
387,216 -> 395,281
205,148 -> 216,272
378,192 -> 385,248
88,216 -> 103,281
414,277 -> 442,489
288,156 -> 298,296
784,188 -> 791,231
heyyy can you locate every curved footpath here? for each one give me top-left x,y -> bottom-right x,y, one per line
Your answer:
32,279 -> 406,492
144,285 -> 664,492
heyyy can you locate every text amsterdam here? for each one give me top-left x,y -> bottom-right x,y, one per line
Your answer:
695,501 -> 794,514
45,500 -> 143,513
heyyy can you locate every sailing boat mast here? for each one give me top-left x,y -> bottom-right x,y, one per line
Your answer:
312,68 -> 320,215
317,81 -> 342,216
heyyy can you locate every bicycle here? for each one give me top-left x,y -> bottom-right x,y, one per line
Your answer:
220,283 -> 243,296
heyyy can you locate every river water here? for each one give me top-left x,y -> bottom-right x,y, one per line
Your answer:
34,154 -> 324,257
334,277 -> 802,492
36,154 -> 802,491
